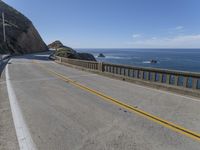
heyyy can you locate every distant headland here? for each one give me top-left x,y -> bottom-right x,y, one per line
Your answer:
48,40 -> 96,61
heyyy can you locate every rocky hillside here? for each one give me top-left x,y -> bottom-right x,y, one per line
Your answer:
0,1 -> 48,54
48,41 -> 96,61
48,40 -> 64,50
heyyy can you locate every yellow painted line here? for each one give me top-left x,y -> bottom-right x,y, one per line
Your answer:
34,61 -> 200,142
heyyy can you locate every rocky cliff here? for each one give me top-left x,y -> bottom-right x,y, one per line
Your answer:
0,0 -> 48,54
48,41 -> 96,61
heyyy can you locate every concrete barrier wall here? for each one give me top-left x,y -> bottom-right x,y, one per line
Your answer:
55,56 -> 200,91
56,57 -> 99,71
103,63 -> 200,90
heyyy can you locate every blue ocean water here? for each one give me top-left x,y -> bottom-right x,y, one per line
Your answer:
76,49 -> 200,72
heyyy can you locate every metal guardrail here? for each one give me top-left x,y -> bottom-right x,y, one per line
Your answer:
0,54 -> 4,77
55,56 -> 200,90
0,55 -> 2,67
0,54 -> 10,77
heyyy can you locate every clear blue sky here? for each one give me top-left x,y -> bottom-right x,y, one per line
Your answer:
3,0 -> 200,48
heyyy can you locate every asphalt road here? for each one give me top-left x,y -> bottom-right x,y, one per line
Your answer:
1,52 -> 200,150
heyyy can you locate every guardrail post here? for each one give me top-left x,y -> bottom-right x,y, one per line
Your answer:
183,77 -> 188,88
166,74 -> 170,84
131,69 -> 134,77
135,70 -> 139,78
98,62 -> 104,72
96,64 -> 98,70
109,66 -> 112,73
119,67 -> 122,75
159,74 -> 163,83
112,66 -> 114,73
174,76 -> 179,86
123,68 -> 126,76
86,63 -> 88,68
127,69 -> 130,77
140,70 -> 144,79
146,72 -> 150,80
56,56 -> 61,63
192,78 -> 197,89
152,72 -> 156,82
116,67 -> 119,74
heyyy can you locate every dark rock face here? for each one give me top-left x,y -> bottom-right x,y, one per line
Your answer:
76,53 -> 96,61
0,1 -> 48,54
49,41 -> 96,61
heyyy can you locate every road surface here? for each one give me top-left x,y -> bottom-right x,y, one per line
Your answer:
0,52 -> 200,150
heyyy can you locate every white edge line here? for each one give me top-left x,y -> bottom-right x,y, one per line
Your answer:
6,64 -> 37,150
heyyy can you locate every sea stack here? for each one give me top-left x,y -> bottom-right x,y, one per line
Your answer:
98,53 -> 105,58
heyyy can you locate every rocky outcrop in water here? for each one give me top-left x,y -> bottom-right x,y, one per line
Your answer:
0,0 -> 48,54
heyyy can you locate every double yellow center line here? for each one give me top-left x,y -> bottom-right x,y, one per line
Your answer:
35,62 -> 200,142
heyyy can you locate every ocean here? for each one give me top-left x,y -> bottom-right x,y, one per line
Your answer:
77,49 -> 200,73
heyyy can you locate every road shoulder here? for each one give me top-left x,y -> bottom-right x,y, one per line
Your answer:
0,72 -> 19,150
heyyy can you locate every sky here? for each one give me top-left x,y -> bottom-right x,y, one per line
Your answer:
3,0 -> 200,48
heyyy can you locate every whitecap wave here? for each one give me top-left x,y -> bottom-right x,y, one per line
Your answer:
143,61 -> 151,64
95,55 -> 132,59
105,56 -> 125,59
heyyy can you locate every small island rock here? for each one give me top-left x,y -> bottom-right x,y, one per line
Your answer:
98,53 -> 105,58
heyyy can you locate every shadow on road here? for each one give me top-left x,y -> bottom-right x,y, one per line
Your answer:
0,51 -> 54,76
11,51 -> 54,62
